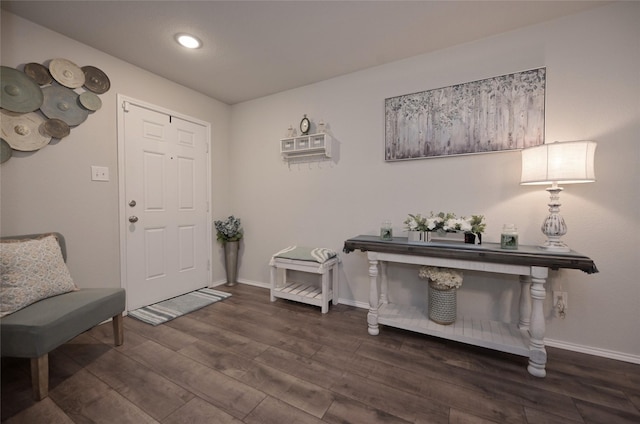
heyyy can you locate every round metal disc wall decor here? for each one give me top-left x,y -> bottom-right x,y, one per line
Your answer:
41,85 -> 89,126
43,118 -> 71,139
79,91 -> 102,111
1,109 -> 51,151
0,66 -> 44,112
0,139 -> 13,163
0,59 -> 110,163
82,65 -> 110,94
24,62 -> 53,86
49,58 -> 85,88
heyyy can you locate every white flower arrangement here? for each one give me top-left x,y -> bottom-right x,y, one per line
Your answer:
443,217 -> 472,232
405,212 -> 485,235
419,266 -> 463,289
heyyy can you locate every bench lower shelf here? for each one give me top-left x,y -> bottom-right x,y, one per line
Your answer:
377,303 -> 530,357
272,281 -> 333,308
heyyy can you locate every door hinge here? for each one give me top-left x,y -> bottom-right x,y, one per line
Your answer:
206,201 -> 210,212
207,260 -> 211,271
206,142 -> 209,154
122,101 -> 129,112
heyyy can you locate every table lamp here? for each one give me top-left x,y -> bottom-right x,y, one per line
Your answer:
520,140 -> 597,252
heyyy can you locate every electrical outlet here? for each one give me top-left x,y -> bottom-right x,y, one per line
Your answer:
553,291 -> 568,311
91,166 -> 109,182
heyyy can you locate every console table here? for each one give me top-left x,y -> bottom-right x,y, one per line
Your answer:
343,235 -> 597,377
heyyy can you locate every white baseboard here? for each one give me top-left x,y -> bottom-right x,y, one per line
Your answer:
210,278 -> 268,289
545,338 -> 640,365
228,281 -> 640,365
237,278 -> 269,288
335,297 -> 370,309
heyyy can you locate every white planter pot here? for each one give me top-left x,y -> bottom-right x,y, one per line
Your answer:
429,230 -> 465,243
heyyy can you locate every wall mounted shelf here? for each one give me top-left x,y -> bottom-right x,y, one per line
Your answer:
280,133 -> 332,159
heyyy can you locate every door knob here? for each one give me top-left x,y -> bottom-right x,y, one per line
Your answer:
129,216 -> 139,223
129,200 -> 137,207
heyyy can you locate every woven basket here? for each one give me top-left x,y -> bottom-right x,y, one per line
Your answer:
428,281 -> 457,325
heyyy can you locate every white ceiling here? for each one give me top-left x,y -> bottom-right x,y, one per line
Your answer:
2,1 -> 609,105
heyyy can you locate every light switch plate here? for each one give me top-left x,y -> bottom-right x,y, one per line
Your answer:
91,166 -> 109,182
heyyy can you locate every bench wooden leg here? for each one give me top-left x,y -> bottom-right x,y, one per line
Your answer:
30,354 -> 48,400
269,265 -> 277,302
332,262 -> 340,306
112,313 -> 124,346
321,272 -> 329,314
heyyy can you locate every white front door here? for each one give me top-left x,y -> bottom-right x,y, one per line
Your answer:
119,98 -> 210,310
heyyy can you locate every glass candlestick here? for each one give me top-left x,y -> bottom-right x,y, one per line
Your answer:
501,224 -> 519,250
380,220 -> 393,240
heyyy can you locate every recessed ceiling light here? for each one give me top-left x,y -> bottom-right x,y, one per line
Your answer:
175,33 -> 202,49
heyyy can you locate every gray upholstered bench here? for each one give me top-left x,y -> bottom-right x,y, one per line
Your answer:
0,233 -> 125,400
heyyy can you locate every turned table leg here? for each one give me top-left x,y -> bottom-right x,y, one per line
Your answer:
367,256 -> 380,336
527,266 -> 549,377
379,261 -> 389,305
518,275 -> 531,330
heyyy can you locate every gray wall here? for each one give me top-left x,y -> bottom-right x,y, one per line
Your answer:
1,12 -> 233,288
229,3 -> 639,359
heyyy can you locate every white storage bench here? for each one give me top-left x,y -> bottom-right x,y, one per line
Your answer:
269,246 -> 339,313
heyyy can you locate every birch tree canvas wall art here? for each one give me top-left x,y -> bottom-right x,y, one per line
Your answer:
384,68 -> 546,161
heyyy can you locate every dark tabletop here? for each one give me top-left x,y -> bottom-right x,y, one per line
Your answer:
343,235 -> 598,274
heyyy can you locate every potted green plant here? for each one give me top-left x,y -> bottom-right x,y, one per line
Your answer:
404,213 -> 429,242
214,215 -> 243,286
464,214 -> 486,244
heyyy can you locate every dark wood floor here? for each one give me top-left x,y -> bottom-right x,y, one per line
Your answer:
2,284 -> 639,423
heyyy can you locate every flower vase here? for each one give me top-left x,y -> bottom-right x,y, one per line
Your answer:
224,240 -> 239,286
464,232 -> 482,244
408,231 -> 429,243
428,281 -> 457,324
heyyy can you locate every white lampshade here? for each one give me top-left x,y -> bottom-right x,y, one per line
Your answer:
521,141 -> 597,185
